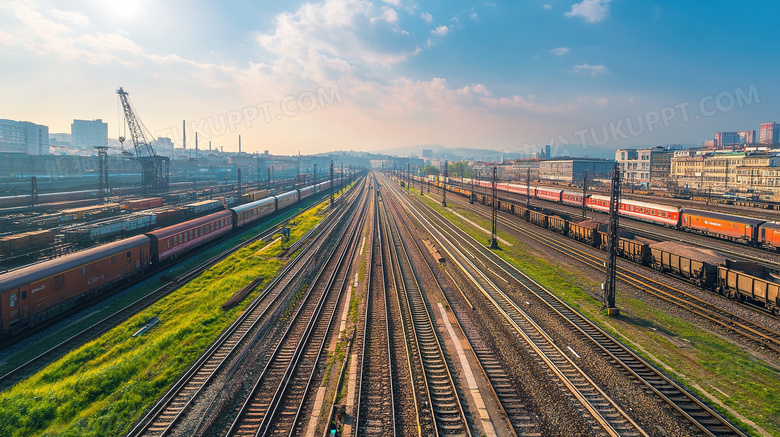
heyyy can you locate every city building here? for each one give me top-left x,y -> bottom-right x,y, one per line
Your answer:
0,119 -> 49,155
537,158 -> 613,184
615,146 -> 678,188
760,122 -> 779,144
715,131 -> 740,147
154,137 -> 174,150
71,119 -> 108,147
670,153 -> 706,189
704,139 -> 716,148
738,130 -> 755,144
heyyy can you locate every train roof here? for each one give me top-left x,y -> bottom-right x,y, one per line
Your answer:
145,210 -> 232,240
757,221 -> 780,230
536,187 -> 564,193
620,198 -> 679,212
681,208 -> 766,226
276,190 -> 298,199
231,196 -> 274,214
0,235 -> 151,294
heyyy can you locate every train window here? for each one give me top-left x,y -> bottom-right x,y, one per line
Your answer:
54,274 -> 64,286
166,240 -> 171,249
9,293 -> 16,307
21,291 -> 26,300
80,267 -> 87,277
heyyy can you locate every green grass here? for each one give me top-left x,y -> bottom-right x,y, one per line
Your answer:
418,193 -> 780,437
0,198 -> 334,437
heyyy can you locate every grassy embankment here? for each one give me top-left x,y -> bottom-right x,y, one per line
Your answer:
416,190 -> 779,437
0,195 -> 339,437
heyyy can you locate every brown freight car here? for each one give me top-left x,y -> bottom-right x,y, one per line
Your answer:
0,235 -> 151,333
548,215 -> 568,235
123,197 -> 164,211
528,210 -> 548,228
0,230 -> 56,256
568,220 -> 601,247
717,267 -> 780,315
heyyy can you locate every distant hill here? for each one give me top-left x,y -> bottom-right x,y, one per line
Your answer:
373,144 -> 517,162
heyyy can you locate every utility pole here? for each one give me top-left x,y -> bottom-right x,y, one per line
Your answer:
526,168 -> 531,210
268,167 -> 272,190
442,160 -> 448,207
313,163 -> 317,191
330,160 -> 334,206
237,168 -> 242,195
603,162 -> 621,316
30,176 -> 38,210
96,146 -> 109,203
470,171 -> 475,204
407,163 -> 410,192
582,169 -> 588,219
490,166 -> 499,249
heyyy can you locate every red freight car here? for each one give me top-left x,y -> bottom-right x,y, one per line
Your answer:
123,197 -> 164,211
0,235 -> 151,333
681,208 -> 765,245
146,210 -> 233,262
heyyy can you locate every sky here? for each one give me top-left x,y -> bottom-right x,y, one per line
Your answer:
1,0 -> 778,158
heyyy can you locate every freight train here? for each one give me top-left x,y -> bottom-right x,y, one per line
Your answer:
437,177 -> 780,248
0,180 -> 334,338
415,175 -> 780,315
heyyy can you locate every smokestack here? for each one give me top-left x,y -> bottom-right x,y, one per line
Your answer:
239,135 -> 241,154
209,140 -> 211,151
182,120 -> 186,149
195,132 -> 198,160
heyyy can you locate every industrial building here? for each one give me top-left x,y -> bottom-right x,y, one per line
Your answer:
0,119 -> 49,155
71,119 -> 108,148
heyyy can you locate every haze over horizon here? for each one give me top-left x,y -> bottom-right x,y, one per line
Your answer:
1,0 -> 778,157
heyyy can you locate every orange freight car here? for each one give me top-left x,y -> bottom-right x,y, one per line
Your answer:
681,209 -> 765,245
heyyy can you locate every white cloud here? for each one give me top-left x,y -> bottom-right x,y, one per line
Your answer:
420,12 -> 432,23
372,6 -> 399,23
550,47 -> 569,56
572,63 -> 608,77
431,25 -> 449,36
383,0 -> 401,5
544,4 -> 552,10
565,0 -> 611,23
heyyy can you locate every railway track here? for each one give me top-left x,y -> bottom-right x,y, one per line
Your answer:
126,181 -> 366,437
388,188 -> 541,436
446,188 -> 780,354
382,190 -> 472,436
386,172 -> 748,436
388,181 -> 642,437
355,187 -> 396,436
0,216 -> 301,392
224,184 -> 368,436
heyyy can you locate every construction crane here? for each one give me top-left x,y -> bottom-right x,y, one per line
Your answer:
116,87 -> 170,195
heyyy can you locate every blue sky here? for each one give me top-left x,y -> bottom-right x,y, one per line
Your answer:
1,0 -> 778,157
